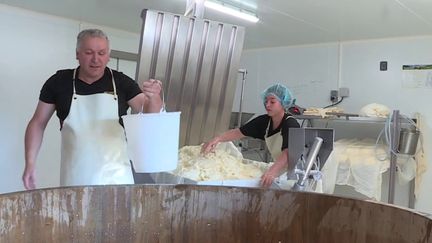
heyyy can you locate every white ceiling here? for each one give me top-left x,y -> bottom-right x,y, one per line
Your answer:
2,0 -> 432,49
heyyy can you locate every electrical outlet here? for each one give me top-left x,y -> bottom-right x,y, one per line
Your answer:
339,87 -> 350,98
330,90 -> 338,102
380,61 -> 388,71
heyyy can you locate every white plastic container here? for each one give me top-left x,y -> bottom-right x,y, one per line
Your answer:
122,112 -> 181,172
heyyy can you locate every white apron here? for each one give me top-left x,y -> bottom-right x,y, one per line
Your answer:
265,116 -> 324,192
264,116 -> 293,161
60,68 -> 134,186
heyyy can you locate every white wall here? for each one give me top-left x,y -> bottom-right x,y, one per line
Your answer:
0,4 -> 139,193
233,43 -> 340,115
238,37 -> 432,213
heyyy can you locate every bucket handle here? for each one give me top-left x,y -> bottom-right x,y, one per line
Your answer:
160,86 -> 166,112
140,80 -> 166,114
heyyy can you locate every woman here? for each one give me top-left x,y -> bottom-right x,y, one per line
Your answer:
201,83 -> 300,187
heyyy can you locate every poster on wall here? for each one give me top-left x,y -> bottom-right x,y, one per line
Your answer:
402,64 -> 432,88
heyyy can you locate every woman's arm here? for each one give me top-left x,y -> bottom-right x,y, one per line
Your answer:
260,148 -> 288,187
201,128 -> 245,154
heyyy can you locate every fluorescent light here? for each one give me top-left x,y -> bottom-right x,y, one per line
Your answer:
203,0 -> 259,23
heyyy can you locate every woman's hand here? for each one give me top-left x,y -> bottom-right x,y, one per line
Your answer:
201,137 -> 220,155
260,165 -> 280,188
261,149 -> 289,187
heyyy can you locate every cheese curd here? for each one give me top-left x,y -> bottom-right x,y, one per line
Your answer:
172,144 -> 268,181
303,107 -> 344,117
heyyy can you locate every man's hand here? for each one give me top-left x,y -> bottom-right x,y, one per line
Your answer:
22,164 -> 36,190
142,79 -> 162,99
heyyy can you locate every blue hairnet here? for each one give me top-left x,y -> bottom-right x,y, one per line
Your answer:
261,83 -> 293,109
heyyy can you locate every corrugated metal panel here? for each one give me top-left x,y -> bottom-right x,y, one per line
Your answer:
136,9 -> 245,146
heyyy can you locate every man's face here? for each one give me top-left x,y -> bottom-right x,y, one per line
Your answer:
76,36 -> 110,80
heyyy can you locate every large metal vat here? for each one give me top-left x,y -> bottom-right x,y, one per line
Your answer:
0,185 -> 431,243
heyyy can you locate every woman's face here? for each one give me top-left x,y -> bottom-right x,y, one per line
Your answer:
265,95 -> 284,117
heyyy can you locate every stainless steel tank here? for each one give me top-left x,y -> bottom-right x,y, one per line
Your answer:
0,185 -> 431,243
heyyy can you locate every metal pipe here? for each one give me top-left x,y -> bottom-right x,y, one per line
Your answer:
388,110 -> 400,204
185,0 -> 204,18
237,69 -> 247,128
409,179 -> 415,208
293,137 -> 323,191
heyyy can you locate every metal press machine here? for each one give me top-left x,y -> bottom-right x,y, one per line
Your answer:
287,128 -> 334,191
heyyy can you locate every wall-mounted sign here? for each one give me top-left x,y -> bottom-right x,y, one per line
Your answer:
402,64 -> 432,88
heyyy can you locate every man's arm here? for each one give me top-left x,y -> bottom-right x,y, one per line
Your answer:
23,101 -> 55,190
128,79 -> 163,113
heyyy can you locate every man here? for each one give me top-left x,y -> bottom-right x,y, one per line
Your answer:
23,29 -> 162,189
201,83 -> 300,187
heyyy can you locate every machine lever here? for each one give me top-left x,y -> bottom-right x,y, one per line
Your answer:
293,137 -> 323,191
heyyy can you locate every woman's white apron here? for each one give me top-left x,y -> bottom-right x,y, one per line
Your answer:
264,116 -> 293,161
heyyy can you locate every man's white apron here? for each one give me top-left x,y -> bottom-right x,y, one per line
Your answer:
60,68 -> 134,186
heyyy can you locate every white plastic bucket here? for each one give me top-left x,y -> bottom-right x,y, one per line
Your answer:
122,112 -> 181,173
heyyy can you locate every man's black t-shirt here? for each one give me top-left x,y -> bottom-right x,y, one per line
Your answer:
39,67 -> 141,126
239,114 -> 300,151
